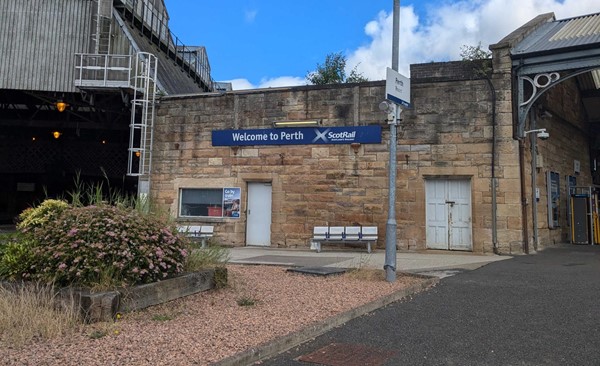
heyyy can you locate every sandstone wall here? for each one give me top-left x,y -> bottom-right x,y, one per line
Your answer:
151,69 -> 507,252
151,59 -> 592,253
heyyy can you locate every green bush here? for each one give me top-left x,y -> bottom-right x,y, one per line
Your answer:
25,204 -> 188,287
17,199 -> 69,233
0,233 -> 37,280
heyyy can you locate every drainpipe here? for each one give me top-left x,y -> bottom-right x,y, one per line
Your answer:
512,60 -> 529,254
519,139 -> 530,254
484,77 -> 498,253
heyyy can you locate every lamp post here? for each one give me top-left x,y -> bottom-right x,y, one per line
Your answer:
383,0 -> 401,283
524,127 -> 549,251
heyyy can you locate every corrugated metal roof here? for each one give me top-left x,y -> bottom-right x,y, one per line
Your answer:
0,0 -> 92,92
512,12 -> 600,56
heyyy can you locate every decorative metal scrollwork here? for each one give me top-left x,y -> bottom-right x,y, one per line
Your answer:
519,72 -> 561,106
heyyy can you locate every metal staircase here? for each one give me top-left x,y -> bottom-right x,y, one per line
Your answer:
114,0 -> 214,91
92,0 -> 112,54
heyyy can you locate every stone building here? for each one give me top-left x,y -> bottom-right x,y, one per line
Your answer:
0,0 -> 218,223
151,12 -> 600,254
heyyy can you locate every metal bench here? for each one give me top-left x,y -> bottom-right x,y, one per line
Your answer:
177,225 -> 214,248
312,226 -> 378,253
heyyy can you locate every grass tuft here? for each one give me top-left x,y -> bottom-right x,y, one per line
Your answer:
184,241 -> 230,272
344,268 -> 386,281
0,282 -> 80,347
151,314 -> 174,322
236,296 -> 258,307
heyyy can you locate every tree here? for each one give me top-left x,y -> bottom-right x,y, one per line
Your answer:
460,42 -> 492,77
459,42 -> 492,61
306,52 -> 368,85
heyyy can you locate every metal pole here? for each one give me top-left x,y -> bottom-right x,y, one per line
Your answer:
384,0 -> 401,283
392,0 -> 400,71
530,111 -> 538,251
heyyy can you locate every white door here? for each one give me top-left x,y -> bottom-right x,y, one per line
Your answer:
426,179 -> 472,251
246,182 -> 272,246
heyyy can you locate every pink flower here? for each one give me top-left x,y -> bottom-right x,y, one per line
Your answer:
58,263 -> 67,270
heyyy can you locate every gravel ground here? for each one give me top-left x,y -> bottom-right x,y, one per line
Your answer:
1,265 -> 426,366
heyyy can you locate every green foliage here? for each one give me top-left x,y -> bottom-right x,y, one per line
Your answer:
2,178 -> 184,289
306,52 -> 368,85
460,42 -> 491,61
184,240 -> 230,272
346,65 -> 369,83
236,296 -> 258,307
460,42 -> 492,77
24,204 -> 188,288
0,233 -> 37,280
16,199 -> 69,232
68,171 -> 137,209
151,314 -> 173,322
88,329 -> 108,339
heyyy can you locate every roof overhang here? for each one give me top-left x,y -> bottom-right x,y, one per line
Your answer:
510,12 -> 600,137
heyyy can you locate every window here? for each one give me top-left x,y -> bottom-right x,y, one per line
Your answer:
179,188 -> 241,218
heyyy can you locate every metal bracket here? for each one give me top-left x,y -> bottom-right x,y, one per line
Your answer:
517,72 -> 560,138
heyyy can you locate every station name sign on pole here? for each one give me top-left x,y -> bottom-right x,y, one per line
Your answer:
385,67 -> 411,108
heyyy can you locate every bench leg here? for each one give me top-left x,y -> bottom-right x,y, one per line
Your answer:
367,242 -> 371,254
201,238 -> 207,249
316,242 -> 321,253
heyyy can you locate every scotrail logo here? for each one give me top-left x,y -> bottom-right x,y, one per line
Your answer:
312,128 -> 330,143
312,128 -> 357,143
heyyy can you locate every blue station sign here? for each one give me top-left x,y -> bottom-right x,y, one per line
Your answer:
212,126 -> 381,146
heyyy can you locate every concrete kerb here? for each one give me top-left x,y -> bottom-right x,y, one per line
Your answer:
211,275 -> 439,366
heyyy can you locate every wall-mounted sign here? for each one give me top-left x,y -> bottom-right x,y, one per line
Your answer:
223,187 -> 241,218
212,126 -> 382,146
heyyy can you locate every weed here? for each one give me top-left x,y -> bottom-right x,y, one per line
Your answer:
88,329 -> 107,339
184,243 -> 230,272
87,311 -> 122,339
151,314 -> 173,322
0,282 -> 80,347
345,268 -> 386,281
236,296 -> 258,307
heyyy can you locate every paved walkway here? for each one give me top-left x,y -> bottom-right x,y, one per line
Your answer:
257,244 -> 600,365
229,246 -> 509,278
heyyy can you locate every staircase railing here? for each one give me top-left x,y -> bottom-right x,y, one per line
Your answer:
115,0 -> 214,91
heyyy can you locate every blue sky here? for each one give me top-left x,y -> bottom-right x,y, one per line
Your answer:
163,0 -> 598,90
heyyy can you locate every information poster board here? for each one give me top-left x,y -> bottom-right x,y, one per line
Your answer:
547,171 -> 560,228
223,187 -> 241,218
567,176 -> 577,227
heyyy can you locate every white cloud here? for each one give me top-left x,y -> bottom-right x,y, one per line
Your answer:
227,78 -> 255,90
245,9 -> 258,23
226,76 -> 306,91
347,0 -> 600,81
257,76 -> 306,89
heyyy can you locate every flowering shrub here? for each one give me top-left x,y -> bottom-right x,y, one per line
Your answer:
25,204 -> 188,287
17,199 -> 69,232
